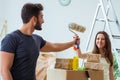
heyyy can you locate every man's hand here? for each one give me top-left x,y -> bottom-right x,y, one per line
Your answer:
73,34 -> 80,50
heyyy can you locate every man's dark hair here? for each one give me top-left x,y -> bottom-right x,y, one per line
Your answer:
21,3 -> 43,23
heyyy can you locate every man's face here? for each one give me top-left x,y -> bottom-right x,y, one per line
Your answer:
34,11 -> 44,30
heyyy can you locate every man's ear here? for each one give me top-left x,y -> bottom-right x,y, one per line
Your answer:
31,16 -> 37,26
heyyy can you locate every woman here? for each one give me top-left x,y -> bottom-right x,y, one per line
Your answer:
78,31 -> 114,80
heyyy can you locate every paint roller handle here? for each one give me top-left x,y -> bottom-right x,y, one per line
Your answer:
75,39 -> 79,49
73,35 -> 80,50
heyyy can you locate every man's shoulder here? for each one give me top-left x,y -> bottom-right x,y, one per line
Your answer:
3,30 -> 20,40
32,34 -> 42,38
6,30 -> 19,36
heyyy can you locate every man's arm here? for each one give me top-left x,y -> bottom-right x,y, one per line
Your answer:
0,51 -> 14,80
40,34 -> 80,52
40,40 -> 75,52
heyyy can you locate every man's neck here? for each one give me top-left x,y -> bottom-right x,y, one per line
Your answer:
19,24 -> 34,36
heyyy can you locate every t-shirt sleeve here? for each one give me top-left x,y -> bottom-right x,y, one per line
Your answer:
39,36 -> 46,49
1,34 -> 18,53
33,34 -> 46,49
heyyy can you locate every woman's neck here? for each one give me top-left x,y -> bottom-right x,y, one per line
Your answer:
99,48 -> 105,57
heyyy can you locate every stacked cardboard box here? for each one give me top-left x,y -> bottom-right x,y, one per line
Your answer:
84,54 -> 103,70
48,54 -> 104,80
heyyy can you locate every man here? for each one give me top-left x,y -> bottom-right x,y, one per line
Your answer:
0,3 -> 79,80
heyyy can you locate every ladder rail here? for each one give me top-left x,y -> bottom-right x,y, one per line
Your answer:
100,0 -> 113,35
109,0 -> 120,32
86,3 -> 101,51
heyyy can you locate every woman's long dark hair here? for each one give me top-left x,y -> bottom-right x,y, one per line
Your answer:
92,31 -> 114,66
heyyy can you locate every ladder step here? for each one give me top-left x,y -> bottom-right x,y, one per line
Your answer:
108,19 -> 117,22
112,35 -> 120,39
96,19 -> 105,22
96,18 -> 117,22
116,49 -> 120,53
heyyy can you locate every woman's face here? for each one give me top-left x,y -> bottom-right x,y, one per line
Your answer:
96,33 -> 105,49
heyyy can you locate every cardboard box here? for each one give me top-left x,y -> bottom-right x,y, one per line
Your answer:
84,62 -> 103,70
87,53 -> 101,63
47,69 -> 103,80
55,58 -> 73,70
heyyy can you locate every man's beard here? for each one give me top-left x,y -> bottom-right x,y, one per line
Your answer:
34,21 -> 42,30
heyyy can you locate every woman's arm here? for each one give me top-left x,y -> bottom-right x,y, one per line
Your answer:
77,48 -> 88,59
109,66 -> 114,80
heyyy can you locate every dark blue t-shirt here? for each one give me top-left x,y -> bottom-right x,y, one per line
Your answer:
1,30 -> 46,80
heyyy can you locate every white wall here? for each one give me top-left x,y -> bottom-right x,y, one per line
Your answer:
0,0 -> 120,58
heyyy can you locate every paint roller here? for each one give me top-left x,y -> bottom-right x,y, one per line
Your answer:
68,22 -> 86,49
